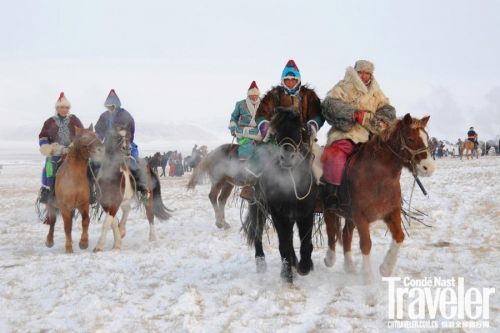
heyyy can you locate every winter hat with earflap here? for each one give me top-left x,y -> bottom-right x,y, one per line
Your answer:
247,81 -> 260,96
55,92 -> 71,109
281,59 -> 301,96
354,60 -> 375,74
104,89 -> 122,110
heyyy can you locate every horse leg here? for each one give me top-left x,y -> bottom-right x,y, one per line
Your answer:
356,216 -> 374,284
45,205 -> 56,248
342,219 -> 356,273
209,182 -> 224,229
216,182 -> 233,229
111,215 -> 122,250
61,208 -> 74,254
250,203 -> 267,273
274,216 -> 294,283
118,202 -> 131,239
145,197 -> 157,242
323,211 -> 340,267
78,206 -> 90,250
380,209 -> 405,277
296,214 -> 314,276
94,212 -> 115,252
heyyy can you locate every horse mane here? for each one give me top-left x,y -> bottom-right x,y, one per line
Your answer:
369,115 -> 427,153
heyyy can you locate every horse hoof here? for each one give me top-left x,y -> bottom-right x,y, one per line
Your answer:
379,264 -> 393,277
324,250 -> 336,267
65,247 -> 74,254
222,222 -> 231,230
344,261 -> 357,274
280,261 -> 293,284
93,247 -> 103,253
112,245 -> 121,251
45,240 -> 54,248
297,259 -> 313,276
79,242 -> 89,250
256,257 -> 267,274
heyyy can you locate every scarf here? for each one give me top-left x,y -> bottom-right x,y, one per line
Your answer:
245,97 -> 260,127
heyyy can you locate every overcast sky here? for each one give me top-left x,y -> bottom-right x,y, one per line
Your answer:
0,0 -> 499,146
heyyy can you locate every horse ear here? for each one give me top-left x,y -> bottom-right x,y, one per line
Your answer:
420,116 -> 430,127
403,113 -> 412,125
88,123 -> 94,132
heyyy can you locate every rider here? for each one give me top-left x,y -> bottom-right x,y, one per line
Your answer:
95,89 -> 148,196
467,127 -> 478,148
321,59 -> 396,209
228,81 -> 262,160
242,60 -> 324,199
38,92 -> 84,204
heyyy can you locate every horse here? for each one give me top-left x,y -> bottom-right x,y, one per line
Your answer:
242,107 -> 318,283
46,124 -> 104,253
460,140 -> 479,160
93,128 -> 172,252
187,144 -> 242,229
321,114 -> 435,283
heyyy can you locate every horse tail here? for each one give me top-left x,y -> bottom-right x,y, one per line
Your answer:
242,201 -> 266,246
150,168 -> 173,220
187,155 -> 209,189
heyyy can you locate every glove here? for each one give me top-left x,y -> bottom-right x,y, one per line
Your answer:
39,144 -> 53,157
258,121 -> 270,139
352,110 -> 366,124
307,120 -> 318,139
51,143 -> 66,156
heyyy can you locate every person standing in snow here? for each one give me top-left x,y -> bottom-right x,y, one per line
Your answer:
95,89 -> 147,196
228,81 -> 262,160
38,92 -> 84,204
321,60 -> 396,210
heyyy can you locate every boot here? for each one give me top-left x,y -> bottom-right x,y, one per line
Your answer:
321,182 -> 340,211
39,187 -> 51,204
130,165 -> 149,198
240,185 -> 254,201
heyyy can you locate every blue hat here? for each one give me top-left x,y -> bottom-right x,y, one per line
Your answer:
104,89 -> 121,109
281,59 -> 301,80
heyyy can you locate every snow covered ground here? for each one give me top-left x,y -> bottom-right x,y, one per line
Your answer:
0,155 -> 498,332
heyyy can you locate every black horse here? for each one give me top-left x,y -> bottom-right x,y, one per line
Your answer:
243,107 -> 318,283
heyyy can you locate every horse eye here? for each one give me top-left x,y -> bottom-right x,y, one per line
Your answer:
407,137 -> 415,143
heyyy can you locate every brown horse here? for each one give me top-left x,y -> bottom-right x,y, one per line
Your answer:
93,128 -> 172,252
187,144 -> 243,229
46,125 -> 103,253
460,140 -> 479,160
322,114 -> 435,283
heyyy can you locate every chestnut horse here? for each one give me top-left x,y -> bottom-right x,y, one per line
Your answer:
460,140 -> 479,160
46,125 -> 103,253
93,128 -> 172,252
322,114 -> 435,283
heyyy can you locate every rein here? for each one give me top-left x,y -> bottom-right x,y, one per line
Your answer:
277,133 -> 314,201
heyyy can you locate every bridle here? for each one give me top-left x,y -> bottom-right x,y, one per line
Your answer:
385,131 -> 431,176
276,128 -> 314,201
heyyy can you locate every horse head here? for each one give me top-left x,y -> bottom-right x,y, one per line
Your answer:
74,124 -> 104,159
383,113 -> 435,177
270,107 -> 309,169
105,127 -> 131,157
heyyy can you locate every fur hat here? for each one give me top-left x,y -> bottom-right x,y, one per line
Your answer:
281,59 -> 301,80
104,89 -> 121,109
55,92 -> 71,109
354,60 -> 375,74
247,81 -> 260,96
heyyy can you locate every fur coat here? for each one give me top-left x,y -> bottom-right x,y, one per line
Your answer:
322,67 -> 395,145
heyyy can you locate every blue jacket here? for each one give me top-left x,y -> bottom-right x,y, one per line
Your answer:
228,99 -> 261,141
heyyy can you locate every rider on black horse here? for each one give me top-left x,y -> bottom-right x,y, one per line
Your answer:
38,92 -> 84,205
95,89 -> 148,197
241,60 -> 325,199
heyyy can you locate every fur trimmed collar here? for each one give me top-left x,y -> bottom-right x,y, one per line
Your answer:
343,66 -> 381,95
